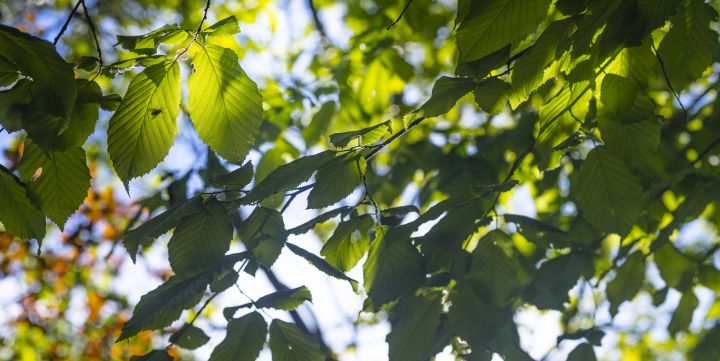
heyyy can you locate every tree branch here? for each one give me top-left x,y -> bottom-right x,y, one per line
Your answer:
652,43 -> 687,122
387,0 -> 414,30
691,138 -> 720,166
307,0 -> 327,39
54,0 -> 82,45
80,0 -> 103,68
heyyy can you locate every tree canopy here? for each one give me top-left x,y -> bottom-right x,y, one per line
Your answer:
2,0 -> 720,360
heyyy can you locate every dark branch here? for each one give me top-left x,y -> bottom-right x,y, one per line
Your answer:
307,0 -> 327,39
387,0 -> 414,30
365,117 -> 426,161
196,0 -> 212,33
166,291 -> 218,350
54,0 -> 82,45
80,0 -> 103,68
692,138 -> 720,166
652,43 -> 687,122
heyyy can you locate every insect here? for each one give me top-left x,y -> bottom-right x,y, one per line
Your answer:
151,109 -> 162,116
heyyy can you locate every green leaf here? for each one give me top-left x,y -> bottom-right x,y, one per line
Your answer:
23,78 -> 102,151
130,350 -> 174,361
189,44 -> 263,164
320,214 -> 374,272
364,226 -> 425,305
668,290 -> 698,335
651,182 -> 718,252
468,230 -> 518,306
307,152 -> 366,209
598,116 -> 660,170
692,323 -> 720,361
455,0 -> 553,62
536,81 -> 592,170
286,242 -> 359,292
169,324 -> 210,350
699,265 -> 720,292
107,60 -> 181,189
202,16 -> 242,40
0,54 -> 19,87
243,151 -> 336,204
240,207 -> 287,267
473,77 -> 510,115
16,139 -> 90,230
101,94 -> 122,111
455,45 -> 510,81
653,243 -> 697,291
117,272 -> 212,342
504,214 -> 574,249
601,0 -> 678,50
418,76 -> 477,118
657,0 -> 719,92
73,56 -> 100,72
328,120 -> 391,148
524,252 -> 592,310
381,205 -> 420,217
286,207 -> 353,235
0,167 -> 46,242
417,199 -> 484,272
209,312 -> 267,361
254,286 -> 313,310
606,252 -> 645,316
302,101 -> 336,147
386,291 -> 443,361
575,146 -> 642,237
168,198 -> 234,277
509,17 -> 575,108
563,0 -> 624,57
116,24 -> 189,55
599,40 -> 655,111
567,343 -> 597,361
0,78 -> 33,133
447,282 -> 500,350
210,270 -> 240,293
122,196 -> 206,263
210,161 -> 254,189
555,0 -> 587,15
0,24 -> 76,120
269,319 -> 324,361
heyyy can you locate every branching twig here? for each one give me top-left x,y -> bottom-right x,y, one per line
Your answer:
479,141 -> 535,219
281,183 -> 315,213
174,0 -> 212,61
54,0 -> 82,45
80,0 -> 103,68
652,43 -> 687,121
387,0 -> 414,30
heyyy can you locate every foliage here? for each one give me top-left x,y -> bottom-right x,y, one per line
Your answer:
2,0 -> 720,360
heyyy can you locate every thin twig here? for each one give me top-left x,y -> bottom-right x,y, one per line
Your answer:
365,117 -> 426,161
174,0 -> 212,61
281,184 -> 315,213
652,43 -> 687,121
479,142 -> 535,219
80,0 -> 103,68
200,189 -> 250,195
54,0 -> 82,45
387,0 -> 415,30
361,173 -> 382,226
166,292 -> 218,350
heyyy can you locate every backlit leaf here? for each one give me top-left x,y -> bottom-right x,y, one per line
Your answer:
209,312 -> 267,361
189,44 -> 263,164
107,60 -> 181,189
269,319 -> 324,361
